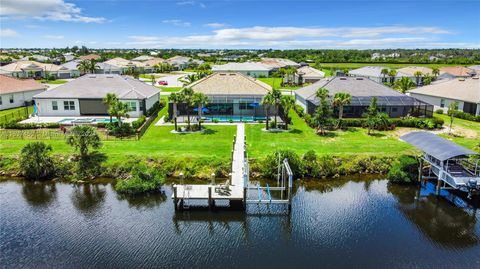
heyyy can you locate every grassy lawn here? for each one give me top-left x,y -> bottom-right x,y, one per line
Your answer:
257,77 -> 303,90
316,63 -> 465,70
157,86 -> 182,93
246,111 -> 414,158
0,106 -> 33,123
435,113 -> 480,150
41,79 -> 68,84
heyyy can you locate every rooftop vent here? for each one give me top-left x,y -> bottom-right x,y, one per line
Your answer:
458,78 -> 465,81
88,75 -> 96,78
472,76 -> 479,80
106,75 -> 114,78
356,77 -> 364,80
339,77 -> 347,80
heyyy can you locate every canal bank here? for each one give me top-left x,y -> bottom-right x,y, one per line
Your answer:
1,176 -> 479,269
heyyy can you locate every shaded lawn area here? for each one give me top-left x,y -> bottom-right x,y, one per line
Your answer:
257,77 -> 303,90
246,111 -> 414,158
436,113 -> 480,150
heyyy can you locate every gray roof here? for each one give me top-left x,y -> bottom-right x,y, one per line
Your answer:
349,66 -> 408,78
34,74 -> 159,100
400,132 -> 478,161
62,60 -> 121,72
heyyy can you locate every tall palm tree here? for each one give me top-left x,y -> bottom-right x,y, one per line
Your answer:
333,92 -> 352,120
261,92 -> 274,130
77,60 -> 90,74
181,87 -> 195,130
413,71 -> 423,85
394,77 -> 416,94
192,92 -> 208,129
271,88 -> 282,127
315,87 -> 329,99
113,101 -> 130,126
169,92 -> 184,131
432,67 -> 440,78
88,59 -> 99,74
381,68 -> 389,83
102,93 -> 118,123
180,74 -> 198,86
388,69 -> 397,84
280,95 -> 295,130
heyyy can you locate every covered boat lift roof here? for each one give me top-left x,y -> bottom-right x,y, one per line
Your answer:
400,132 -> 479,161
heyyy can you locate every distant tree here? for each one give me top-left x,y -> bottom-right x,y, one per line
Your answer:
388,69 -> 397,84
270,88 -> 283,128
77,59 -> 98,74
447,101 -> 459,135
432,67 -> 440,78
413,71 -> 423,85
364,97 -> 378,135
111,101 -> 131,126
102,93 -> 118,123
180,74 -> 198,86
381,68 -> 389,83
423,74 -> 433,85
150,74 -> 155,86
192,92 -> 208,129
280,95 -> 295,130
313,88 -> 332,135
332,92 -> 352,121
169,92 -> 184,131
394,77 -> 416,93
67,125 -> 102,160
19,142 -> 55,180
261,92 -> 274,130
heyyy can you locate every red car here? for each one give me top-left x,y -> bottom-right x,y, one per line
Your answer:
158,80 -> 168,86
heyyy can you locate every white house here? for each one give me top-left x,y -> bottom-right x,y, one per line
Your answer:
212,62 -> 273,78
285,66 -> 325,84
0,60 -> 77,79
409,77 -> 480,116
0,75 -> 47,110
348,66 -> 409,84
33,74 -> 160,118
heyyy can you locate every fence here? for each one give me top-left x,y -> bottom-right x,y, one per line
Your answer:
0,106 -> 32,124
136,106 -> 161,139
0,128 -> 138,141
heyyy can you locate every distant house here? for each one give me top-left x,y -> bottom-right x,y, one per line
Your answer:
285,66 -> 325,84
132,55 -> 155,61
0,60 -> 77,79
33,74 -> 160,117
169,72 -> 275,120
21,54 -> 51,63
260,58 -> 300,70
397,66 -> 433,85
63,53 -> 75,62
62,60 -> 120,75
295,76 -> 433,118
212,62 -> 273,78
468,65 -> 480,73
0,75 -> 47,110
409,77 -> 480,116
78,54 -> 101,61
165,56 -> 203,70
348,66 -> 409,84
440,66 -> 476,78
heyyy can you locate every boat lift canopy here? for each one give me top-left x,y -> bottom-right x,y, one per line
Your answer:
400,132 -> 479,161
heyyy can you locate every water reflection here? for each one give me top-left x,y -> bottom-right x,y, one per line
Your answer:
21,181 -> 57,207
387,182 -> 479,249
117,192 -> 167,209
70,184 -> 106,214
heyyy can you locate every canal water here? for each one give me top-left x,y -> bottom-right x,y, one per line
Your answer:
1,177 -> 479,269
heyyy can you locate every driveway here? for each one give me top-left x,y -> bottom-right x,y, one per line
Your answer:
156,72 -> 195,87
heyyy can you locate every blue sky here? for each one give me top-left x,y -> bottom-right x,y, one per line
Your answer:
1,0 -> 479,49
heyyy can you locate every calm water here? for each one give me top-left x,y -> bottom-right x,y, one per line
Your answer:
1,177 -> 479,269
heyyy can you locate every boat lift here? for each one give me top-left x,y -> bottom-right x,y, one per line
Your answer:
401,132 -> 480,198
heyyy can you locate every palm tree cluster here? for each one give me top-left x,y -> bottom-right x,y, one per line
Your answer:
153,63 -> 175,73
77,59 -> 99,74
261,88 -> 283,130
169,88 -> 208,132
394,77 -> 416,93
102,93 -> 131,126
179,72 -> 212,86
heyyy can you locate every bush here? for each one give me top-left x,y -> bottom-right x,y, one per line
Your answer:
132,115 -> 146,129
146,101 -> 163,116
261,149 -> 304,178
387,156 -> 418,183
435,109 -> 444,114
452,110 -> 480,122
2,122 -> 61,129
116,165 -> 165,194
106,122 -> 135,137
213,119 -> 219,123
19,142 -> 55,180
294,104 -> 304,117
341,116 -> 444,130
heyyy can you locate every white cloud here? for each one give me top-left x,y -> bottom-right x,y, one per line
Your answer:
204,23 -> 228,28
176,1 -> 206,8
0,28 -> 19,37
0,0 -> 106,23
43,35 -> 64,39
162,19 -> 191,27
125,25 -> 461,49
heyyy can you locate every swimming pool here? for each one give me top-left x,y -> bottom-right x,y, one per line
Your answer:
58,118 -> 118,124
204,116 -> 267,122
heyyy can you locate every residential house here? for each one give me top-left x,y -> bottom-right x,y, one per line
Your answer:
62,60 -> 120,75
132,55 -> 155,61
20,54 -> 51,63
409,77 -> 480,116
295,76 -> 433,118
397,66 -> 433,85
169,72 -> 275,120
440,66 -> 476,78
0,60 -> 77,79
468,65 -> 480,73
165,56 -> 192,70
348,66 -> 409,84
103,57 -> 143,73
260,58 -> 300,70
285,66 -> 325,84
0,75 -> 47,110
33,74 -> 160,118
212,62 -> 273,78
78,54 -> 101,61
63,53 -> 75,62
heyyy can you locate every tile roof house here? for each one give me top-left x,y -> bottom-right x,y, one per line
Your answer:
295,76 -> 433,118
62,60 -> 121,75
286,66 -> 325,84
0,75 -> 47,110
33,74 -> 160,117
132,55 -> 155,61
440,66 -> 476,78
348,66 -> 409,84
409,77 -> 480,116
212,62 -> 273,78
78,54 -> 101,61
165,56 -> 203,70
0,60 -> 77,79
260,58 -> 300,69
169,72 -> 274,120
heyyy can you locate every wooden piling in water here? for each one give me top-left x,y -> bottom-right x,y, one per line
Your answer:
173,186 -> 178,210
418,158 -> 423,183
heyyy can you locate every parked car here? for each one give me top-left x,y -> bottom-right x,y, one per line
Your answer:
158,80 -> 168,85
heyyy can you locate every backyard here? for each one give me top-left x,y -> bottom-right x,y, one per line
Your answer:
0,106 -> 33,124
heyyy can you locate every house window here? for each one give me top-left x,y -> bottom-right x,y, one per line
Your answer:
52,101 -> 58,110
239,102 -> 254,110
0,96 -> 2,106
440,99 -> 446,108
9,95 -> 14,103
64,101 -> 75,110
139,101 -> 145,112
126,101 -> 137,112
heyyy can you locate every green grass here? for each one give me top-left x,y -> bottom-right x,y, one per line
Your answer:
0,106 -> 33,123
40,79 -> 67,84
246,111 -> 414,158
157,86 -> 182,92
316,62 -> 465,70
436,113 -> 480,150
257,77 -> 303,90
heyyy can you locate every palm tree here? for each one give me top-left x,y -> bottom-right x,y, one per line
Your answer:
102,93 -> 118,123
381,68 -> 389,83
413,71 -> 423,85
388,69 -> 397,84
181,87 -> 195,130
447,102 -> 459,135
271,88 -> 282,128
169,92 -> 184,132
333,92 -> 352,122
280,95 -> 295,130
180,74 -> 198,86
192,92 -> 208,129
261,93 -> 274,130
432,67 -> 440,78
77,60 -> 90,74
112,101 -> 130,126
394,77 -> 416,94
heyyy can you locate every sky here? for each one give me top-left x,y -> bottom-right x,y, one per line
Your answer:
0,0 -> 479,49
